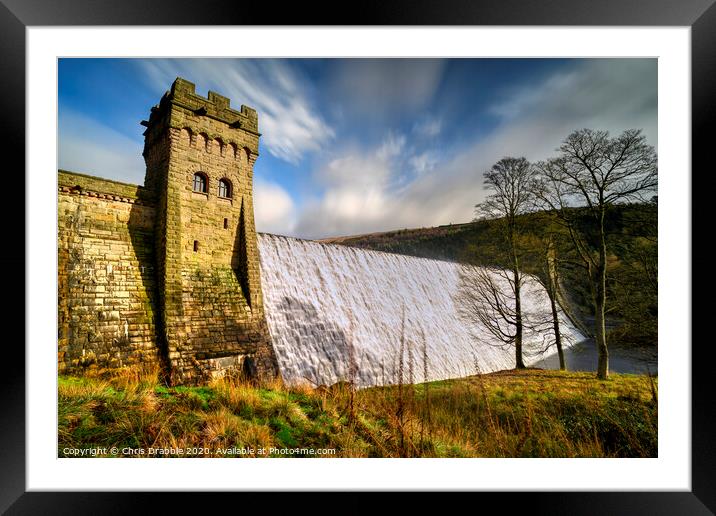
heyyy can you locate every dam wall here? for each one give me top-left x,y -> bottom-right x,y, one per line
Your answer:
257,233 -> 583,387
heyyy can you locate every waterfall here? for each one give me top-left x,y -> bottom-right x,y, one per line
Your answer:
257,233 -> 584,387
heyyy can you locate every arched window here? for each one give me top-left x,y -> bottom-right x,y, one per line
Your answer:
193,172 -> 208,193
218,178 -> 232,199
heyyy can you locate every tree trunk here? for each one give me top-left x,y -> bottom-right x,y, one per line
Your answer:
546,240 -> 565,370
595,292 -> 609,379
549,290 -> 565,371
509,218 -> 524,369
513,259 -> 525,369
595,215 -> 609,380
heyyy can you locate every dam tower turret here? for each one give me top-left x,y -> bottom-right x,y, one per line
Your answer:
142,77 -> 278,384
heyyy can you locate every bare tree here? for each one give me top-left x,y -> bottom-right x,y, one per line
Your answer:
535,237 -> 566,370
472,157 -> 537,368
533,128 -> 657,379
457,262 -> 572,365
521,224 -> 576,371
456,265 -> 524,362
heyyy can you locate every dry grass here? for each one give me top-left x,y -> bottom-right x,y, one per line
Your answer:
58,368 -> 657,458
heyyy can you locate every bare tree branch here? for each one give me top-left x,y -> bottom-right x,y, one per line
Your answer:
532,128 -> 657,379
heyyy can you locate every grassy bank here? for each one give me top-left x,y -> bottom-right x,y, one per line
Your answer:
58,368 -> 657,458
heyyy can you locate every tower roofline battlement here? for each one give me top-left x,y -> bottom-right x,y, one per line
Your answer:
60,76 -> 277,386
145,77 -> 260,136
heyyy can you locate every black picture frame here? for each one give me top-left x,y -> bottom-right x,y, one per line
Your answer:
3,1 -> 713,513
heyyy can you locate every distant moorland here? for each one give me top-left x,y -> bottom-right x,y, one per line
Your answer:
323,202 -> 657,349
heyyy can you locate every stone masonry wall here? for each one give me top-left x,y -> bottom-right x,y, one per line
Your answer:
142,78 -> 278,384
57,78 -> 279,385
58,171 -> 160,375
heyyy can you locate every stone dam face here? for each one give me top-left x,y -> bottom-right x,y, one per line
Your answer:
257,233 -> 584,388
56,80 -> 586,385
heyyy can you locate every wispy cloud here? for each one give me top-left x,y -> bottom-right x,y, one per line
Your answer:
328,59 -> 445,118
254,180 -> 296,235
58,58 -> 657,240
295,155 -> 392,238
488,59 -> 657,147
293,130 -> 440,238
58,107 -> 146,184
409,151 -> 438,176
376,131 -> 406,160
412,117 -> 442,138
136,59 -> 334,165
291,59 -> 657,239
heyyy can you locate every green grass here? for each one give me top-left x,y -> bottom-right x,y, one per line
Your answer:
58,368 -> 657,458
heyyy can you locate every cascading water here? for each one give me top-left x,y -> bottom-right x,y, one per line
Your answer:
258,233 -> 584,387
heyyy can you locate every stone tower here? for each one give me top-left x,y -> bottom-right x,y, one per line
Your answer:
142,77 -> 278,384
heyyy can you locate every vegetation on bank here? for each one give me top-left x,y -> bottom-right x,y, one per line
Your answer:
325,201 -> 657,349
59,367 -> 657,458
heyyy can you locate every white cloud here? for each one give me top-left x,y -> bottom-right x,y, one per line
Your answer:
488,72 -> 576,120
254,180 -> 296,235
488,59 -> 657,148
412,117 -> 442,138
58,104 -> 298,235
409,152 -> 438,176
61,59 -> 656,240
58,107 -> 146,184
291,59 -> 658,239
328,59 -> 445,115
317,153 -> 391,188
293,138 -> 395,238
137,59 -> 334,165
376,131 -> 406,161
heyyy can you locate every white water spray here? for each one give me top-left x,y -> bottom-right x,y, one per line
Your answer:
258,234 -> 583,387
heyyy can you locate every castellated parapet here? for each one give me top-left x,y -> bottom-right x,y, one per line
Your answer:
58,77 -> 279,384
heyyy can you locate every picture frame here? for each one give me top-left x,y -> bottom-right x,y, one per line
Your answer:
4,0 -> 713,512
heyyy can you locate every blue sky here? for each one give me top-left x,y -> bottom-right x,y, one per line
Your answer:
58,58 -> 657,239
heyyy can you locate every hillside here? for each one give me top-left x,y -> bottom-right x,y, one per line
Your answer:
319,222 -> 478,261
321,202 -> 658,348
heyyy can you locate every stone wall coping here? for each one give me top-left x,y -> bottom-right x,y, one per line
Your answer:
58,170 -> 155,205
